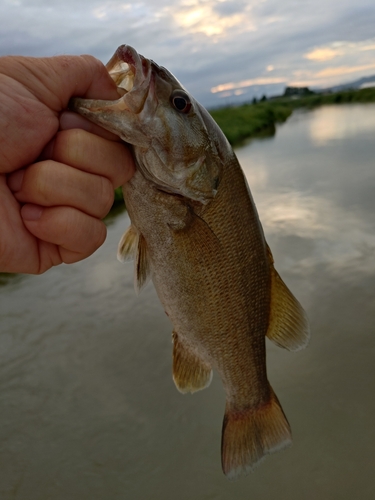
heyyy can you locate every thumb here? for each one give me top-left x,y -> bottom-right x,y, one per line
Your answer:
3,54 -> 120,112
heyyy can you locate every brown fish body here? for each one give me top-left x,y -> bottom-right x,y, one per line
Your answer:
124,149 -> 270,405
71,45 -> 309,478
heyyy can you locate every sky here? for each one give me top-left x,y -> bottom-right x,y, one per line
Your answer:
2,0 -> 375,107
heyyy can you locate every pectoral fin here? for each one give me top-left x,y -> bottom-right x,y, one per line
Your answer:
172,331 -> 213,393
266,246 -> 310,351
117,225 -> 138,262
135,233 -> 151,294
117,225 -> 151,294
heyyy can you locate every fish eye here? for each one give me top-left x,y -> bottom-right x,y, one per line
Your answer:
171,90 -> 192,114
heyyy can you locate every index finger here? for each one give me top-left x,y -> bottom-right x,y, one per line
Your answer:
59,111 -> 121,141
46,128 -> 134,188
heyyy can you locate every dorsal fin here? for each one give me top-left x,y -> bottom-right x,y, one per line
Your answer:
117,225 -> 152,294
266,245 -> 310,351
172,331 -> 213,393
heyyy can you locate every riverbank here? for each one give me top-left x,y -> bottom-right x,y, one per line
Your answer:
210,86 -> 375,147
210,102 -> 292,146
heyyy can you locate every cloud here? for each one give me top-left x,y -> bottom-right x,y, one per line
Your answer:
1,0 -> 375,106
316,63 -> 375,79
305,39 -> 375,62
163,0 -> 257,37
211,77 -> 286,94
305,48 -> 341,61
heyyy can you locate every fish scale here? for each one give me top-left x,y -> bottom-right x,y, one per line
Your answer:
70,43 -> 310,478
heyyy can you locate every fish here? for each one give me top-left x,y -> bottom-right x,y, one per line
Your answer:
70,44 -> 310,478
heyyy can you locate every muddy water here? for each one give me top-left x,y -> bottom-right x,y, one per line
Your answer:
0,104 -> 374,499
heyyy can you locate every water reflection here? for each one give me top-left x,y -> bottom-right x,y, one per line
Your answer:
308,104 -> 375,146
237,104 -> 375,282
0,105 -> 374,499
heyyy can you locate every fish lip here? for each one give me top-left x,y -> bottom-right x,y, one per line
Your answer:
106,44 -> 153,113
69,45 -> 157,148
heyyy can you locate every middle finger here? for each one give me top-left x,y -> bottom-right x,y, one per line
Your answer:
42,128 -> 135,188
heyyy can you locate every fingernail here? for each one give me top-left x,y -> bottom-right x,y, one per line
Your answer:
7,169 -> 25,192
21,204 -> 44,221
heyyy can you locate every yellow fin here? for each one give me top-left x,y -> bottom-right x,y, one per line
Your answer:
117,225 -> 138,262
172,331 -> 213,394
134,233 -> 151,294
266,246 -> 310,352
117,225 -> 151,294
221,386 -> 292,479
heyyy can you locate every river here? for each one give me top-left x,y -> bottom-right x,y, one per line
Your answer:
0,104 -> 374,499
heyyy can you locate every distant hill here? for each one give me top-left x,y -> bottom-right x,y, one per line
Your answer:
323,75 -> 375,93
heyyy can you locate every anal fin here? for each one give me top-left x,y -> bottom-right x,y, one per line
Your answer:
172,331 -> 212,394
266,245 -> 310,351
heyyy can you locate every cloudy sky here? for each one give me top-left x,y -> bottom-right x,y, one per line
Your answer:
2,0 -> 375,107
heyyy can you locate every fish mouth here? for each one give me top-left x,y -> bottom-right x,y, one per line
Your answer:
70,45 -> 153,118
105,45 -> 154,112
107,60 -> 134,95
69,45 -> 155,146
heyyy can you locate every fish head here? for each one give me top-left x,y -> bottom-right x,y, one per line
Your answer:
71,45 -> 223,204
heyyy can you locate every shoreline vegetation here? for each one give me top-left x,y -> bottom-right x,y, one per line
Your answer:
209,86 -> 375,147
112,85 -> 375,209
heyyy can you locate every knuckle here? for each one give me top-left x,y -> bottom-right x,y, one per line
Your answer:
93,221 -> 107,249
54,128 -> 86,165
98,176 -> 115,216
112,145 -> 135,186
82,54 -> 102,71
84,218 -> 107,255
24,162 -> 49,200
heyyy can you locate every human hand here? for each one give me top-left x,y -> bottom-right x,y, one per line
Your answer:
0,54 -> 134,274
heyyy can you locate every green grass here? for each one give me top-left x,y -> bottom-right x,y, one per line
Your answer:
209,86 -> 375,147
210,102 -> 293,146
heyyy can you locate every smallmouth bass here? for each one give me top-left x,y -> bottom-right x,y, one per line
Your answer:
71,45 -> 310,478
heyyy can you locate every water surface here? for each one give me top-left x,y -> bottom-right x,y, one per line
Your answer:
0,104 -> 374,499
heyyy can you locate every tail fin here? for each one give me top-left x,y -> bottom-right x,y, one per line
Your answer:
221,387 -> 292,479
